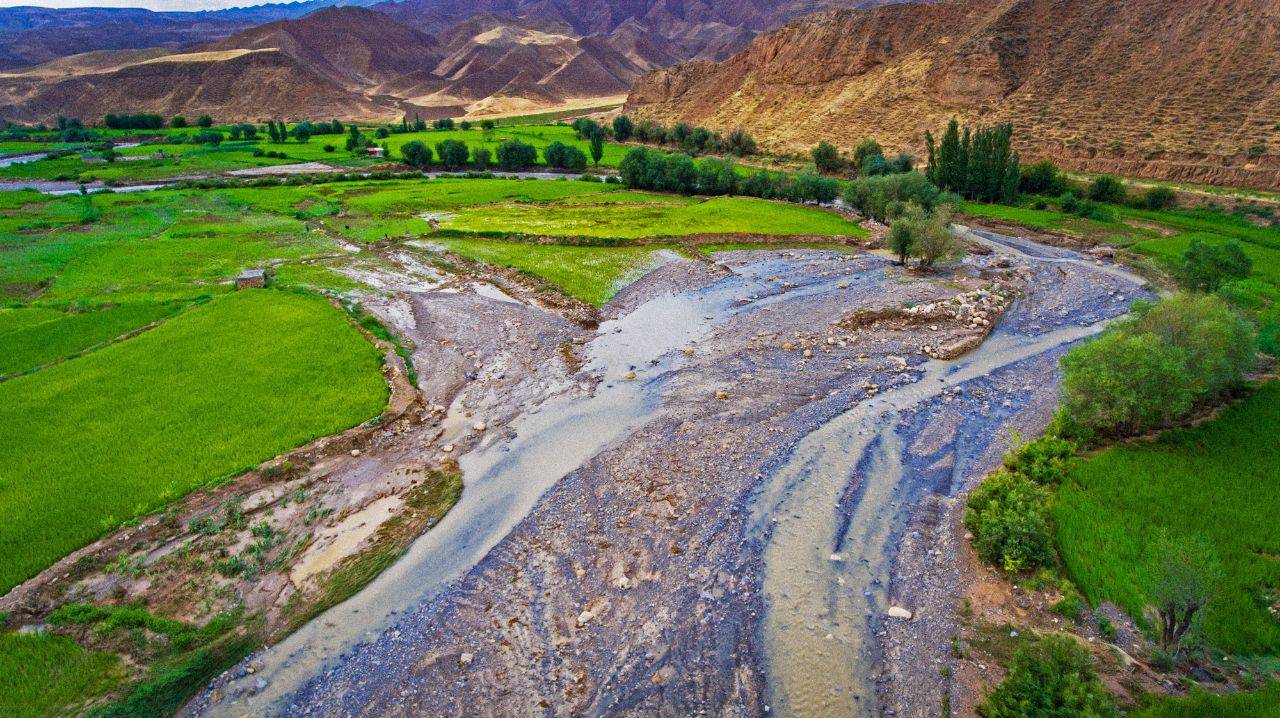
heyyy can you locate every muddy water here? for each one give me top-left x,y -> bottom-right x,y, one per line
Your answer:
750,321 -> 1115,716
199,256 -> 819,716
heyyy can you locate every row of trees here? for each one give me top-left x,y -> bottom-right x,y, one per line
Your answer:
811,139 -> 914,177
618,146 -> 839,203
925,120 -> 1020,203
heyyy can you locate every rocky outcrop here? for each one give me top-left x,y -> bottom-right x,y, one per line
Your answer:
627,0 -> 1280,190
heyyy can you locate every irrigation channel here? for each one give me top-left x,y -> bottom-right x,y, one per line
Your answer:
193,227 -> 1148,717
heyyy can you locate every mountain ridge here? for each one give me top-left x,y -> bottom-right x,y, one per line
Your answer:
626,0 -> 1280,189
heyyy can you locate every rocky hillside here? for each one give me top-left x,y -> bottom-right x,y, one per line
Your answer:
626,0 -> 1280,189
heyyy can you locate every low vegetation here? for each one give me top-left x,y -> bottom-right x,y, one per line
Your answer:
977,634 -> 1118,718
0,290 -> 387,593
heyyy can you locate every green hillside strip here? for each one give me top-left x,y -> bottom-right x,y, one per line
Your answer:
440,196 -> 867,239
0,632 -> 126,718
0,301 -> 185,377
1054,382 -> 1280,655
0,289 -> 388,594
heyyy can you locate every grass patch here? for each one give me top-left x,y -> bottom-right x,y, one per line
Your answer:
0,289 -> 388,593
435,238 -> 671,305
441,195 -> 866,239
0,631 -> 126,718
1130,683 -> 1280,717
0,301 -> 185,377
1053,382 -> 1280,655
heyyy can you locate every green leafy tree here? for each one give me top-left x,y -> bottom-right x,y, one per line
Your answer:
1175,238 -> 1251,292
171,115 -> 187,129
433,118 -> 455,130
853,139 -> 884,173
812,141 -> 842,174
544,141 -> 586,170
724,128 -> 756,156
196,114 -> 213,128
1088,175 -> 1127,203
435,139 -> 469,169
193,129 -> 222,146
977,635 -> 1118,718
589,128 -> 605,168
459,120 -> 471,131
612,115 -> 634,142
1150,532 -> 1223,654
1059,331 -> 1193,438
1020,160 -> 1064,195
886,205 -> 919,264
472,147 -> 491,169
496,139 -> 537,169
401,140 -> 432,169
480,119 -> 496,140
696,157 -> 737,195
1143,186 -> 1177,210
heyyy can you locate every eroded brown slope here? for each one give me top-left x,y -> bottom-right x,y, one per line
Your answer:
627,0 -> 1280,189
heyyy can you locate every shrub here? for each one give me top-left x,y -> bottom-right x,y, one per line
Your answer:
696,157 -> 738,196
1003,434 -> 1076,485
791,172 -> 839,203
400,140 -> 432,169
1059,331 -> 1193,438
1175,238 -> 1251,292
171,115 -> 187,129
323,144 -> 335,153
1019,160 -> 1065,195
435,139 -> 469,169
964,470 -> 1054,573
543,141 -> 587,170
496,139 -> 537,169
1088,175 -> 1127,204
1127,294 -> 1255,400
853,138 -> 883,171
1143,186 -> 1177,210
812,141 -> 842,173
843,172 -> 953,223
472,147 -> 491,169
195,114 -> 213,128
977,634 -> 1118,718
1058,294 -> 1255,438
193,130 -> 222,146
723,128 -> 757,156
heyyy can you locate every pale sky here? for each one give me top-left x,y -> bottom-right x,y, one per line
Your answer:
0,0 -> 296,11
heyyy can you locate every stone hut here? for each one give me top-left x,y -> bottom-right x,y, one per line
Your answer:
235,268 -> 266,289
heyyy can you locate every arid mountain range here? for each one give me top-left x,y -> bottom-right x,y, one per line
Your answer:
626,0 -> 1280,189
0,0 -> 909,123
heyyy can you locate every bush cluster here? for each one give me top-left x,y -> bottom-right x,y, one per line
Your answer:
842,172 -> 958,223
964,469 -> 1054,573
1058,294 -> 1256,440
977,634 -> 1118,718
619,146 -> 837,202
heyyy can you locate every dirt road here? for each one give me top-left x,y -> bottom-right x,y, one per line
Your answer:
190,231 -> 1147,717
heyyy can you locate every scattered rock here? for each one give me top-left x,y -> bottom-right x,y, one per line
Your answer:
886,606 -> 913,620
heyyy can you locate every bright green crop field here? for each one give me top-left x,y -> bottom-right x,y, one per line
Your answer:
0,290 -> 388,594
0,301 -> 183,377
1054,382 -> 1280,656
0,632 -> 126,718
440,195 -> 867,239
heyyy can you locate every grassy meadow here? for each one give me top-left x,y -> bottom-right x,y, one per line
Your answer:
1054,382 -> 1280,655
440,194 -> 866,239
0,290 -> 388,593
0,301 -> 183,376
436,238 -> 674,305
0,632 -> 126,717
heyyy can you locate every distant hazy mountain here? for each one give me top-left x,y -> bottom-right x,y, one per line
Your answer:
0,0 -> 382,69
0,0 -> 912,123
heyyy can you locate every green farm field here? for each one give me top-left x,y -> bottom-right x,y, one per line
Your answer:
0,289 -> 388,594
1054,382 -> 1280,656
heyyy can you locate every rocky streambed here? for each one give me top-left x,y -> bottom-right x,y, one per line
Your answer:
190,231 -> 1148,718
